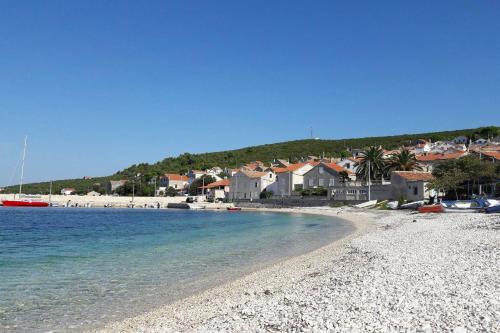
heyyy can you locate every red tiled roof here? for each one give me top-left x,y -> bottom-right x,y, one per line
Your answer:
416,151 -> 466,162
240,170 -> 269,178
322,162 -> 352,174
164,174 -> 189,181
199,179 -> 231,189
393,171 -> 434,181
274,162 -> 310,174
482,151 -> 500,160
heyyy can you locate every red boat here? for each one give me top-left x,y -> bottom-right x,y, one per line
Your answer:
227,207 -> 242,211
2,200 -> 49,207
417,205 -> 444,213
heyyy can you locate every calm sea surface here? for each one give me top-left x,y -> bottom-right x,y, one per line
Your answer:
0,208 -> 353,332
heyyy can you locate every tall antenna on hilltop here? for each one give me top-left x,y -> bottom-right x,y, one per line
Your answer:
310,126 -> 313,139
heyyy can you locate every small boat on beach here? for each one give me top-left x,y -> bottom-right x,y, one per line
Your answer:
417,205 -> 444,213
440,199 -> 487,213
227,207 -> 242,211
485,204 -> 500,214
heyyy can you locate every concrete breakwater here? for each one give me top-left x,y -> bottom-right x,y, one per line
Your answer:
0,194 -> 223,208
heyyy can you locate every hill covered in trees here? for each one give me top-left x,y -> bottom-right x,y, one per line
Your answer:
3,126 -> 498,195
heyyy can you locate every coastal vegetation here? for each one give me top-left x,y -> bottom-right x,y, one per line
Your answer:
2,126 -> 498,195
427,155 -> 499,199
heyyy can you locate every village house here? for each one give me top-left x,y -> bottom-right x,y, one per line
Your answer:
350,149 -> 365,158
474,138 -> 489,145
416,151 -> 467,172
271,159 -> 290,168
390,171 -> 435,202
480,151 -> 500,163
199,179 -> 231,201
107,180 -> 128,193
158,174 -> 189,194
453,136 -> 468,145
336,158 -> 359,174
229,169 -> 276,200
414,142 -> 431,155
274,162 -> 315,196
303,162 -> 353,190
60,188 -> 76,195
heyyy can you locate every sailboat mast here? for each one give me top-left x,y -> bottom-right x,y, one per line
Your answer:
19,136 -> 27,195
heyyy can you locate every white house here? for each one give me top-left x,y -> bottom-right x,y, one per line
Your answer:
474,138 -> 488,145
336,158 -> 358,174
199,179 -> 231,201
229,170 -> 276,200
414,142 -> 431,155
158,174 -> 189,194
61,188 -> 76,195
453,136 -> 468,144
274,162 -> 315,196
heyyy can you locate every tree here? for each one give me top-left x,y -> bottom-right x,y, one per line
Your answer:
385,149 -> 422,173
217,171 -> 231,179
354,146 -> 386,181
427,169 -> 466,200
189,175 -> 216,195
165,186 -> 177,197
338,170 -> 350,183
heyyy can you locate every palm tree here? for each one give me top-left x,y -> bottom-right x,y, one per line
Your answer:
354,146 -> 386,181
386,149 -> 422,173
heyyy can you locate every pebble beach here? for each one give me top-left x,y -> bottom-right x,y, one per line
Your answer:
94,209 -> 499,333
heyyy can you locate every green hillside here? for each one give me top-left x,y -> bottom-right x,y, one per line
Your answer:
3,126 -> 498,195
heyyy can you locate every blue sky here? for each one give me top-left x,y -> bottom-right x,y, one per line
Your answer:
0,1 -> 499,185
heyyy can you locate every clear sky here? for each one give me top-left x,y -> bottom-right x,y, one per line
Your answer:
0,1 -> 499,185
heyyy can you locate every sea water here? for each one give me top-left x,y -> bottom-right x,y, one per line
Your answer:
0,208 -> 353,332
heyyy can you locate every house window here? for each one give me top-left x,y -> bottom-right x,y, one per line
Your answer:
360,189 -> 367,194
244,193 -> 247,199
319,166 -> 324,174
308,179 -> 314,187
329,179 -> 335,186
346,163 -> 350,169
175,184 -> 177,189
319,179 -> 325,187
255,182 -> 258,188
347,189 -> 356,194
269,173 -> 273,178
413,187 -> 418,195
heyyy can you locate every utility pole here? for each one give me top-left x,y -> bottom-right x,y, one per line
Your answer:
132,180 -> 135,202
49,181 -> 53,204
153,177 -> 157,197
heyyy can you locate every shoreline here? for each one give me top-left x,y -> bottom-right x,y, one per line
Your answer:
92,207 -> 378,333
92,208 -> 499,332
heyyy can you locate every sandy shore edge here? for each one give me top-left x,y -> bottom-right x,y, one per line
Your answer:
92,207 -> 375,333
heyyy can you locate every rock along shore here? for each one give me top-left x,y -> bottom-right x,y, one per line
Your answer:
94,209 -> 499,333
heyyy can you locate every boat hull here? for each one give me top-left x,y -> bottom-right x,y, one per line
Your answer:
485,205 -> 500,214
417,205 -> 444,213
2,200 -> 49,207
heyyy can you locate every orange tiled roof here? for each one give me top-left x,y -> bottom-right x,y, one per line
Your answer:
274,162 -> 309,174
416,151 -> 466,162
240,170 -> 269,178
393,171 -> 434,181
322,162 -> 352,174
199,179 -> 231,189
482,151 -> 500,160
164,174 -> 189,181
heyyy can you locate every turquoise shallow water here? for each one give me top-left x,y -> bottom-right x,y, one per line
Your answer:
0,208 -> 353,332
